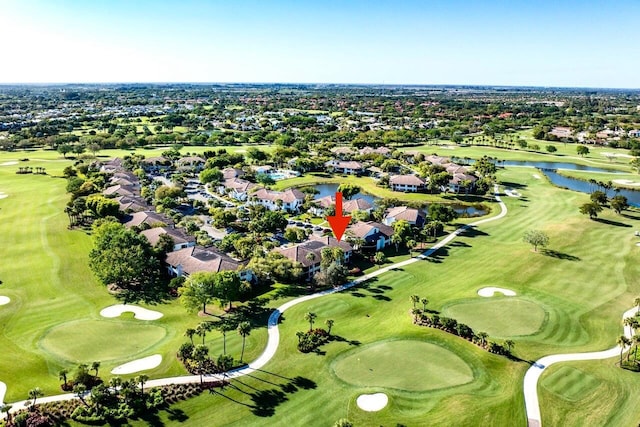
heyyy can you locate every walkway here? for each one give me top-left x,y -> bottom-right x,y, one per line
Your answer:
2,187 -> 507,416
523,306 -> 638,427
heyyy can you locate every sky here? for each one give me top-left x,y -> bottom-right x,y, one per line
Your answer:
0,0 -> 639,88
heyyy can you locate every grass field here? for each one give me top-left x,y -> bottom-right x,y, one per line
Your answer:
443,298 -> 547,338
332,340 -> 474,391
2,146 -> 640,425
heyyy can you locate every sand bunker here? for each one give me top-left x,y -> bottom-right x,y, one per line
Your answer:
477,287 -> 517,297
613,179 -> 640,187
636,242 -> 640,247
532,174 -> 541,179
111,354 -> 162,375
0,161 -> 18,166
602,152 -> 633,159
504,188 -> 521,197
0,381 -> 6,405
0,296 -> 10,306
0,192 -> 7,199
100,304 -> 163,320
356,393 -> 388,411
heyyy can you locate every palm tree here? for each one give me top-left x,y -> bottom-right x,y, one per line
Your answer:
58,368 -> 69,388
624,317 -> 638,336
410,295 -> 420,309
617,335 -> 630,366
237,321 -> 251,362
633,335 -> 640,361
28,387 -> 44,408
304,312 -> 317,331
196,322 -> 209,345
91,361 -> 101,377
478,332 -> 489,347
421,298 -> 429,312
73,384 -> 87,405
136,374 -> 149,396
217,320 -> 233,355
0,404 -> 13,424
325,319 -> 335,335
193,345 -> 209,384
109,377 -> 122,398
391,233 -> 403,252
411,308 -> 422,322
296,331 -> 305,343
185,328 -> 196,345
407,239 -> 416,257
634,296 -> 640,313
504,339 -> 515,354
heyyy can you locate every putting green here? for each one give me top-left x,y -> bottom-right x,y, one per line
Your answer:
444,298 -> 546,337
542,366 -> 601,402
40,319 -> 167,363
332,340 -> 473,391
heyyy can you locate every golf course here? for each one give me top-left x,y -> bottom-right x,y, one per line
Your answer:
1,145 -> 640,426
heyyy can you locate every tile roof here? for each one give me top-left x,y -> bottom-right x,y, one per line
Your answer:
166,246 -> 244,275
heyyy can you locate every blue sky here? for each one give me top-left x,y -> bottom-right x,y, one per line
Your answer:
0,0 -> 638,87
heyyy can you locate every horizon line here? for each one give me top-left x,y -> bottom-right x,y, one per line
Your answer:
0,81 -> 639,91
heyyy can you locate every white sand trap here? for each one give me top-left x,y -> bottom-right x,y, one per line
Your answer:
0,380 -> 6,405
356,393 -> 388,411
478,287 -> 517,297
100,304 -> 163,320
0,161 -> 18,166
532,174 -> 541,179
613,179 -> 640,187
636,242 -> 640,247
504,188 -> 521,198
111,354 -> 162,375
602,152 -> 633,159
0,296 -> 10,306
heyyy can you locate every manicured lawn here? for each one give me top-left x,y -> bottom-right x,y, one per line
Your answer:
39,320 -> 168,364
541,366 -> 600,402
2,147 -> 640,426
443,298 -> 547,338
332,340 -> 473,391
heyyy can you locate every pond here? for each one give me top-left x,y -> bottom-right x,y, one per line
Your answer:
542,170 -> 640,207
309,183 -> 488,216
454,157 -> 625,174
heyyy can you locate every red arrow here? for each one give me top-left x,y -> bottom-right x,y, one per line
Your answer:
327,191 -> 351,242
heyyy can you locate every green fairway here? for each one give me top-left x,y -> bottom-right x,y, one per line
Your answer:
541,366 -> 600,402
444,298 -> 547,337
332,340 -> 473,391
39,320 -> 167,364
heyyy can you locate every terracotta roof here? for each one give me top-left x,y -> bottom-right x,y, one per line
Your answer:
123,211 -> 173,228
104,184 -> 138,197
141,226 -> 195,247
165,246 -> 243,275
141,156 -> 170,164
390,174 -> 425,186
425,155 -> 450,166
114,196 -> 148,212
325,160 -> 364,170
359,146 -> 391,155
222,168 -> 245,180
254,188 -> 304,203
343,198 -> 373,213
308,234 -> 353,252
223,178 -> 256,192
275,236 -> 352,267
385,206 -> 422,223
348,221 -> 394,239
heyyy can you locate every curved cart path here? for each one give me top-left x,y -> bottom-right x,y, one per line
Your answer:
523,306 -> 638,427
2,187 -> 507,415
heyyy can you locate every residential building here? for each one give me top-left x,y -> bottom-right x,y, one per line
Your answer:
165,246 -> 253,282
141,226 -> 196,251
252,188 -> 305,212
123,211 -> 173,228
383,206 -> 425,227
347,221 -> 394,251
324,160 -> 365,175
389,174 -> 426,192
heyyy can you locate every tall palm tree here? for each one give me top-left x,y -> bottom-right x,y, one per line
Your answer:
136,374 -> 149,396
196,322 -> 209,345
185,328 -> 196,345
421,298 -> 429,312
410,295 -> 420,309
304,312 -> 317,331
633,335 -> 640,361
28,387 -> 44,408
58,368 -> 69,388
193,345 -> 209,384
109,377 -> 122,398
617,335 -> 630,366
478,332 -> 489,347
325,319 -> 334,335
237,321 -> 251,362
217,320 -> 233,355
624,317 -> 638,336
504,340 -> 515,354
91,361 -> 101,377
0,404 -> 12,424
